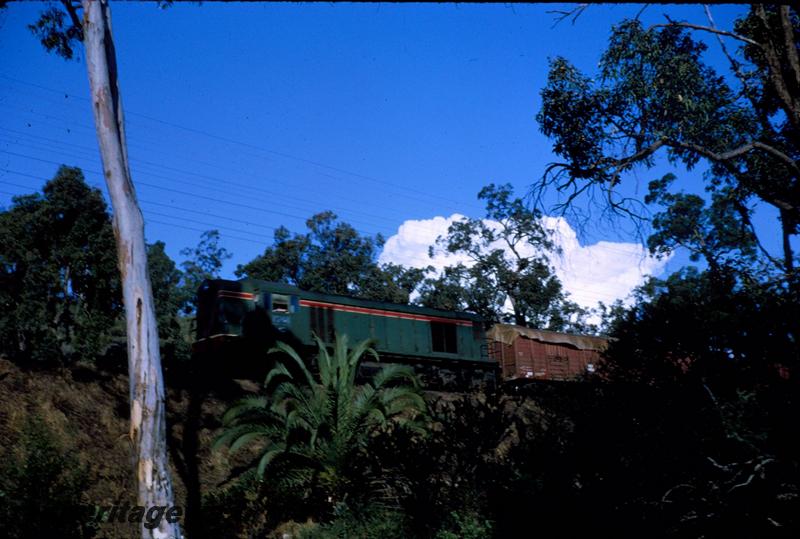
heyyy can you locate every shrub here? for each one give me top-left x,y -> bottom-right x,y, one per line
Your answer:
434,510 -> 493,539
297,504 -> 409,539
0,418 -> 96,538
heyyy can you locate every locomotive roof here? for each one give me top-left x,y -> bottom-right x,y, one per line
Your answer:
201,278 -> 484,323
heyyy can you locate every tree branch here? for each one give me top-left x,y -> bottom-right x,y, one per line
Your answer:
60,0 -> 83,40
661,483 -> 695,503
733,198 -> 785,271
634,4 -> 650,22
755,5 -> 800,128
651,17 -> 760,47
779,5 -> 800,90
547,4 -> 588,28
727,458 -> 775,494
703,5 -> 773,135
669,139 -> 800,178
707,456 -> 733,472
610,139 -> 667,180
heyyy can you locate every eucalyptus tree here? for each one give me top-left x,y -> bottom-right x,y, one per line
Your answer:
29,2 -> 180,536
179,230 -> 231,314
427,184 -> 588,332
536,5 -> 799,282
237,211 -> 425,304
534,8 -> 800,532
216,335 -> 427,515
0,166 -> 120,363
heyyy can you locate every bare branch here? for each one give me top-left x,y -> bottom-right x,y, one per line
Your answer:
634,4 -> 650,22
651,16 -> 761,47
661,483 -> 695,503
703,5 -> 771,132
707,456 -> 734,472
768,517 -> 783,528
610,139 -> 667,180
547,4 -> 588,28
733,198 -> 786,271
60,0 -> 83,39
727,458 -> 775,494
669,139 -> 800,178
549,137 -> 797,190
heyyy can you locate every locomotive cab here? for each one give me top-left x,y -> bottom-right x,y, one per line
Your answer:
194,279 -> 305,354
195,279 -> 259,340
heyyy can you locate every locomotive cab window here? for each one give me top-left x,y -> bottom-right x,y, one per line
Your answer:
271,294 -> 291,313
431,322 -> 457,354
217,298 -> 247,334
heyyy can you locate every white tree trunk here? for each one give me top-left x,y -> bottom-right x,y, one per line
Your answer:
82,1 -> 181,537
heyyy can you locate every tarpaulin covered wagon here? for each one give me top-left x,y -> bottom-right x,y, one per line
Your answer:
488,324 -> 608,381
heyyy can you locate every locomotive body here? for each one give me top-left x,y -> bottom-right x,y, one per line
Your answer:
194,278 -> 496,386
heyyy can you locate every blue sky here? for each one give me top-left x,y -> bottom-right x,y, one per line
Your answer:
0,3 -> 766,309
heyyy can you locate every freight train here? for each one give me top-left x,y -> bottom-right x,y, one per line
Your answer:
193,278 -> 606,387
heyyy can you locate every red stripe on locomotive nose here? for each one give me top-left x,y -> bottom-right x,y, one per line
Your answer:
217,291 -> 256,300
299,299 -> 473,326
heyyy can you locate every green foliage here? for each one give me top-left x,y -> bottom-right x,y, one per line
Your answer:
0,418 -> 96,539
179,230 -> 231,314
369,391 -> 523,538
357,262 -> 427,305
236,211 -> 424,303
536,9 -> 799,278
0,166 -> 121,363
646,174 -> 757,271
601,267 -> 799,388
147,240 -> 189,362
434,511 -> 493,539
199,474 -> 272,539
532,13 -> 800,531
216,334 -> 427,518
425,183 -> 590,331
298,505 -> 409,539
28,5 -> 83,60
416,265 -> 469,313
361,18 -> 800,523
580,247 -> 800,535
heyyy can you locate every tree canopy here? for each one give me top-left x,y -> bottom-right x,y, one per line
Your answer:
533,9 -> 800,533
179,229 -> 231,314
236,211 -> 425,304
0,166 -> 120,362
536,6 -> 799,282
147,240 -> 189,363
423,184 -> 589,332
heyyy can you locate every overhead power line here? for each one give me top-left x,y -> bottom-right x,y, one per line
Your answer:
0,177 -> 271,247
0,128 -> 411,228
0,150 -> 386,235
1,100 -> 458,217
0,74 -> 485,212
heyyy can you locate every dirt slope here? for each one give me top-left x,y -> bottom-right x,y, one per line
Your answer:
0,357 -> 255,538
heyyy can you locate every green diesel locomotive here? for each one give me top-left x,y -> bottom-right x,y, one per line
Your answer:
194,278 -> 497,387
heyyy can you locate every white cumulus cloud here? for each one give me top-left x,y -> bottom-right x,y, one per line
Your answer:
378,214 -> 670,311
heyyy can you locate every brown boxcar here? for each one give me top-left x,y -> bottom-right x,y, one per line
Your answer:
488,324 -> 608,381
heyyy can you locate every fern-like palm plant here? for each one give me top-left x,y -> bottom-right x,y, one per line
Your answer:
215,334 -> 427,508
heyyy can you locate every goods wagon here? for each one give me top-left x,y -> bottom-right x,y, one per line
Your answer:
194,278 -> 497,387
488,324 -> 608,381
